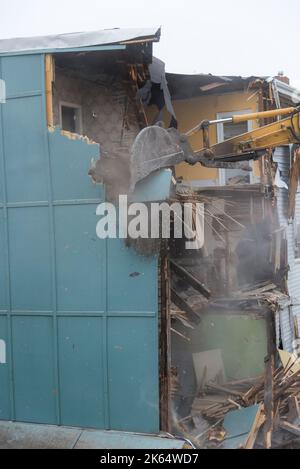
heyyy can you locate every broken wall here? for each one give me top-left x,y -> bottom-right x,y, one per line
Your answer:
171,312 -> 267,419
52,66 -> 141,197
189,313 -> 267,380
169,187 -> 278,430
53,67 -> 141,152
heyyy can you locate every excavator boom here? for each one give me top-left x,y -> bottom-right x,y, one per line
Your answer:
130,106 -> 300,190
197,106 -> 300,162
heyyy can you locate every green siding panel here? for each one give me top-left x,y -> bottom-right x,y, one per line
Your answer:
12,316 -> 57,424
190,314 -> 267,380
0,210 -> 8,310
54,205 -> 106,312
1,55 -> 43,97
48,128 -> 100,202
8,207 -> 52,311
0,316 -> 10,420
107,239 -> 158,313
108,317 -> 159,433
0,101 -> 4,203
2,96 -> 48,203
58,317 -> 105,428
0,53 -> 159,433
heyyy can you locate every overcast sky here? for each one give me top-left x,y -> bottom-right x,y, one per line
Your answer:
1,0 -> 299,87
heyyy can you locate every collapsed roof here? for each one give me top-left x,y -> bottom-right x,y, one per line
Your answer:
166,73 -> 260,100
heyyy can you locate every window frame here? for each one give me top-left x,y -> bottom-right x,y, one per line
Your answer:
59,100 -> 83,135
216,109 -> 254,186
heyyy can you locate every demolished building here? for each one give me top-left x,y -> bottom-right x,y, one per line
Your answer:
150,72 -> 300,448
0,27 -> 165,436
0,27 -> 300,449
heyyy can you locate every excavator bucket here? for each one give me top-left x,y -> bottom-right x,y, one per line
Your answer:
129,125 -> 187,191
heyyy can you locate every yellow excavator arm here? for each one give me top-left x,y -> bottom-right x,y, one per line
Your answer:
130,106 -> 300,190
190,106 -> 300,163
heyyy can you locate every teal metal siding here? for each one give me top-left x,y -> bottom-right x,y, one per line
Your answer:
0,316 -> 10,420
108,316 -> 159,431
12,317 -> 57,424
58,316 -> 106,428
0,54 -> 159,433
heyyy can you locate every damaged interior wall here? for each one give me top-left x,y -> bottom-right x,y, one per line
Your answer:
189,314 -> 267,380
50,52 -> 147,199
52,66 -> 141,152
165,184 -> 288,444
171,312 -> 268,420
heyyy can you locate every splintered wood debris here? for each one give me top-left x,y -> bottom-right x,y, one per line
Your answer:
174,189 -> 246,235
170,309 -> 195,330
208,281 -> 289,313
183,352 -> 300,449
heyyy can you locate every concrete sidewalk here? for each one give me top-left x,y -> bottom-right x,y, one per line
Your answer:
0,421 -> 187,449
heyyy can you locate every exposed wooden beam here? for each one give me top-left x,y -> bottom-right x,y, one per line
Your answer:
170,260 -> 211,299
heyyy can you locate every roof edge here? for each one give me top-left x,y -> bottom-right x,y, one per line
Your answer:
0,27 -> 161,55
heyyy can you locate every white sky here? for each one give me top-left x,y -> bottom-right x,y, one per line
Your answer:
0,0 -> 300,88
